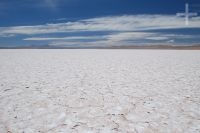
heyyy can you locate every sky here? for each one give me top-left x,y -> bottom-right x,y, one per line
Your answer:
0,0 -> 200,47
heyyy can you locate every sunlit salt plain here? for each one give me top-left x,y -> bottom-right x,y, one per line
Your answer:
0,49 -> 200,133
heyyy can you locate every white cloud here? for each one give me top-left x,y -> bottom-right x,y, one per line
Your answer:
24,32 -> 154,41
22,31 -> 200,47
0,34 -> 15,38
103,32 -> 156,45
23,36 -> 105,41
167,40 -> 175,43
1,15 -> 200,47
24,32 -> 156,46
46,32 -> 161,46
22,32 -> 147,46
48,41 -> 108,47
145,34 -> 194,41
1,15 -> 200,36
146,37 -> 169,41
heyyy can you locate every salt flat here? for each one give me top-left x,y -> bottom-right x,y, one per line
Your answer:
0,49 -> 200,133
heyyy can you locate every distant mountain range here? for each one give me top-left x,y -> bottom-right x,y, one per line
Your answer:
0,44 -> 200,50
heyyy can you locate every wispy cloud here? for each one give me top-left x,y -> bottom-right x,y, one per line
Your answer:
146,37 -> 169,41
23,36 -> 106,41
1,15 -> 200,47
27,32 -> 196,47
23,32 -> 155,46
1,15 -> 200,36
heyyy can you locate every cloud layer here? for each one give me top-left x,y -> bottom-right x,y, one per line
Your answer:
0,15 -> 200,47
1,15 -> 200,35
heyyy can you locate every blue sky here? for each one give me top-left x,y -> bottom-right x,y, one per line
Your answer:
0,0 -> 200,47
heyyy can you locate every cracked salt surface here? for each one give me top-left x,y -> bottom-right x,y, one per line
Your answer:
0,49 -> 200,133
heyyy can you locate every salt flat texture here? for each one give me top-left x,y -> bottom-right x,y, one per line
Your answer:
0,49 -> 200,133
